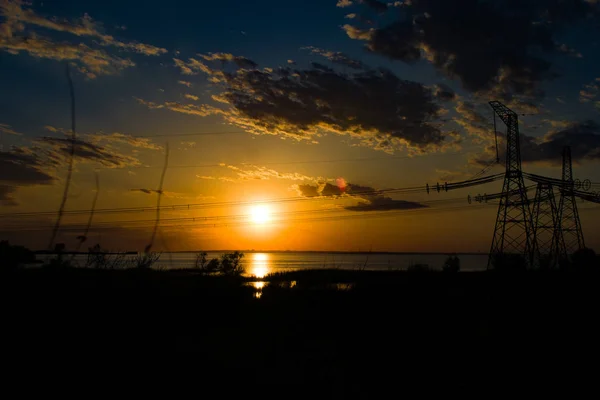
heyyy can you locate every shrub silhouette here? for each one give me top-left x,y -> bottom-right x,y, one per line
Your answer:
85,244 -> 129,269
570,248 -> 598,271
218,251 -> 245,276
0,241 -> 36,270
443,255 -> 460,272
44,243 -> 72,269
131,252 -> 161,269
192,251 -> 244,275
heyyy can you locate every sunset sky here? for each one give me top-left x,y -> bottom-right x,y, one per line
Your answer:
1,0 -> 600,252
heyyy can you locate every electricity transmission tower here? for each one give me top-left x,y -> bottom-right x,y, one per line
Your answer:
532,182 -> 560,268
487,101 -> 535,269
557,146 -> 585,257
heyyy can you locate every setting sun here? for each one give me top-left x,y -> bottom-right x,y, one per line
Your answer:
250,205 -> 272,225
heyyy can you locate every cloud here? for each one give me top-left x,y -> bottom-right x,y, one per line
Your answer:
557,43 -> 583,58
0,123 -> 23,136
295,181 -> 427,211
0,185 -> 18,206
184,94 -> 199,101
432,84 -> 456,101
345,197 -> 426,211
129,189 -> 204,200
0,148 -> 55,205
302,46 -> 366,69
85,131 -> 162,150
337,0 -> 354,7
200,52 -> 258,69
178,80 -> 192,87
224,164 -> 327,182
473,120 -> 600,166
135,97 -> 224,117
341,24 -> 374,40
0,0 -> 166,78
173,57 -> 217,76
200,164 -> 329,183
35,136 -> 141,168
580,78 -> 600,103
192,57 -> 449,152
453,100 -> 491,143
522,120 -> 600,164
342,0 -> 599,95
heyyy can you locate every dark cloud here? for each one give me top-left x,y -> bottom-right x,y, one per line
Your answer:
0,151 -> 55,185
0,150 -> 55,205
522,120 -> 600,164
36,137 -> 140,168
215,60 -> 447,150
474,120 -> 600,165
345,197 -> 427,211
433,84 -> 456,101
0,185 -> 18,206
131,188 -> 157,195
295,181 -> 427,212
303,46 -> 367,70
200,53 -> 258,69
343,0 -> 598,95
0,0 -> 166,78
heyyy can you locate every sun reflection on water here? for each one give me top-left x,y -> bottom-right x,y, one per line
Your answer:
250,253 -> 271,278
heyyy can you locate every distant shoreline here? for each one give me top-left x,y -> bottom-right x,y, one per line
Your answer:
34,250 -> 488,256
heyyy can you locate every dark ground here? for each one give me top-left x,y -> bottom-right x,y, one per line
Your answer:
2,268 -> 599,396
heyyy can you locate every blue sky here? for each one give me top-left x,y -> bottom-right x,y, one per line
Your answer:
1,0 -> 600,252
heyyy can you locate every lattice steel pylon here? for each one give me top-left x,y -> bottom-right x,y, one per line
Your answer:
487,101 -> 535,269
557,146 -> 585,257
532,182 -> 560,269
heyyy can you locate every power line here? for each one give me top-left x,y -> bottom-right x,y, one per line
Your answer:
100,148 -> 478,170
0,173 -> 505,220
3,201 -> 499,232
1,197 -> 470,231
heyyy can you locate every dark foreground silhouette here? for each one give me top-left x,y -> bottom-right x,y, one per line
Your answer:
2,264 -> 599,396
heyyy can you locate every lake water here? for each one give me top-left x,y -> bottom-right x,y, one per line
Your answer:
62,252 -> 488,276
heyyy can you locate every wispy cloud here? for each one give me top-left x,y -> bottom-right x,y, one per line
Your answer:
580,78 -> 600,103
0,0 -> 166,78
302,46 -> 366,69
0,123 -> 22,136
337,0 -> 354,7
36,136 -> 142,168
135,97 -> 224,117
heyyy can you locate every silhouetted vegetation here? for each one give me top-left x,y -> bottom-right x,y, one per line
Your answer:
443,255 -> 461,272
131,252 -> 162,269
193,251 -> 245,276
570,248 -> 599,271
0,240 -> 36,270
194,251 -> 208,270
85,244 -> 130,269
